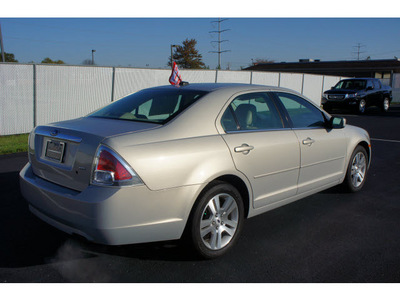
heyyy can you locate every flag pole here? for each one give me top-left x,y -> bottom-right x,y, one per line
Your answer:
170,44 -> 178,69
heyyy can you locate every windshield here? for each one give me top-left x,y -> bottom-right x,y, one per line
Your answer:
89,88 -> 208,124
333,80 -> 366,90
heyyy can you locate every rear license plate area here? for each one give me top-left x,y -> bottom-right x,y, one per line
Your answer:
45,140 -> 66,162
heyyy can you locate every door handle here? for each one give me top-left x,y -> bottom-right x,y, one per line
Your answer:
302,137 -> 315,146
234,144 -> 254,154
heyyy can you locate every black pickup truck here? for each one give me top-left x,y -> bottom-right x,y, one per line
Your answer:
321,78 -> 392,114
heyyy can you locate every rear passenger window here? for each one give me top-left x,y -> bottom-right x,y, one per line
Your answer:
275,92 -> 325,128
221,92 -> 284,132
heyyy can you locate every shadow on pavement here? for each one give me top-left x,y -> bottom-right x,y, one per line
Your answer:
0,168 -> 199,270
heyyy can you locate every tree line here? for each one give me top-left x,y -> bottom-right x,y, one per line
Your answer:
2,53 -> 65,64
2,38 -> 272,69
2,38 -> 209,68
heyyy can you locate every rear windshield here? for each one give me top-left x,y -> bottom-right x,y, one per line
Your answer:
89,89 -> 208,124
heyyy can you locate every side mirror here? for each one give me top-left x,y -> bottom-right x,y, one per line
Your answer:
366,86 -> 373,91
328,116 -> 346,129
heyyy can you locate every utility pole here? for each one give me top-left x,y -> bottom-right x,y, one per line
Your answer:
352,43 -> 366,60
91,49 -> 96,65
209,18 -> 231,69
0,23 -> 5,62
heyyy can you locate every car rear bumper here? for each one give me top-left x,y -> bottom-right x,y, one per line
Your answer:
19,162 -> 199,245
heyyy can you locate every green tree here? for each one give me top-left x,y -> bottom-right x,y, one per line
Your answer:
82,59 -> 95,65
169,38 -> 206,69
41,57 -> 65,64
4,52 -> 18,62
250,58 -> 275,66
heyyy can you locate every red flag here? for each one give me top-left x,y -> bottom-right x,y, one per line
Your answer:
169,61 -> 182,86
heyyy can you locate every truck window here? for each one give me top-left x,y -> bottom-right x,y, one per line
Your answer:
366,80 -> 374,90
373,79 -> 381,89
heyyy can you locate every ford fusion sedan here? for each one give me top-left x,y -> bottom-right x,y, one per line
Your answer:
20,83 -> 371,258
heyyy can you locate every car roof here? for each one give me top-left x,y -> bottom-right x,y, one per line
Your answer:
142,82 -> 294,94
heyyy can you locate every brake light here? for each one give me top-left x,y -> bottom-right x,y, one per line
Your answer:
97,150 -> 132,181
92,145 -> 143,186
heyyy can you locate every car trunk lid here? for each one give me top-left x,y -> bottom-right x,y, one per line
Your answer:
29,117 -> 160,192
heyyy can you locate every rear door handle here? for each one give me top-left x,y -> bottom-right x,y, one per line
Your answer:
302,137 -> 315,146
234,144 -> 254,154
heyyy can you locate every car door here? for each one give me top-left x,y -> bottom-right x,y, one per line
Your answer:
219,92 -> 300,209
372,79 -> 384,106
273,92 -> 347,194
365,79 -> 378,107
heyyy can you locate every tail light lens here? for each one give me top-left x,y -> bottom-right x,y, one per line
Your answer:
92,145 -> 143,186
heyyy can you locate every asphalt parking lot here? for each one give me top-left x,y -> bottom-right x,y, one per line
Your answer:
1,105 -> 400,283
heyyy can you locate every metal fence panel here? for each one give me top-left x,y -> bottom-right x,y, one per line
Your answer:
0,64 -> 34,135
392,73 -> 400,103
322,76 -> 341,92
251,72 -> 280,86
279,73 -> 303,93
216,70 -> 252,83
181,69 -> 216,83
113,68 -> 171,100
302,74 -> 324,105
36,65 -> 113,126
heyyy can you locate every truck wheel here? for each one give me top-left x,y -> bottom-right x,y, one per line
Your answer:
357,99 -> 366,114
381,98 -> 390,113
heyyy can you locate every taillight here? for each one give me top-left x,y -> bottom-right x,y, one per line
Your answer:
92,145 -> 143,186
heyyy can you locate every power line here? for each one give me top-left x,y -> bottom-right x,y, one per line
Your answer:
209,18 -> 231,69
352,43 -> 366,60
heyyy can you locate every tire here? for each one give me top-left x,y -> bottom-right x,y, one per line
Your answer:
188,182 -> 244,259
357,99 -> 367,114
381,97 -> 390,113
343,146 -> 368,192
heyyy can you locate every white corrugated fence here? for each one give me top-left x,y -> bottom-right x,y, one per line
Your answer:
0,63 -> 352,135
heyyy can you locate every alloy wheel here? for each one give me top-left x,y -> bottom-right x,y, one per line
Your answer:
383,98 -> 390,112
359,100 -> 366,114
351,152 -> 367,188
200,193 -> 239,250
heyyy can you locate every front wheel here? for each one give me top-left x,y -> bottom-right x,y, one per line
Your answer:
357,99 -> 367,114
343,146 -> 368,192
189,182 -> 244,259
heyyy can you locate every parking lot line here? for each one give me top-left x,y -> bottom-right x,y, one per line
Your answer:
371,138 -> 400,143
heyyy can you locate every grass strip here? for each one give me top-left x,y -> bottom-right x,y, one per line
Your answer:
0,134 -> 29,155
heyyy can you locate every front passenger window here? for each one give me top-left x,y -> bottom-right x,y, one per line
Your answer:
275,92 -> 325,128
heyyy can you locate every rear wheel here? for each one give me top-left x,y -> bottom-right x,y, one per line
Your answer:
381,97 -> 390,112
189,182 -> 244,259
343,146 -> 368,192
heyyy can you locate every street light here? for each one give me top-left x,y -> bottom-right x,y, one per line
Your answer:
92,49 -> 96,65
170,44 -> 178,68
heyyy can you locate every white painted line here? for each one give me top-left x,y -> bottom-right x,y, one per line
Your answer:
371,138 -> 400,143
